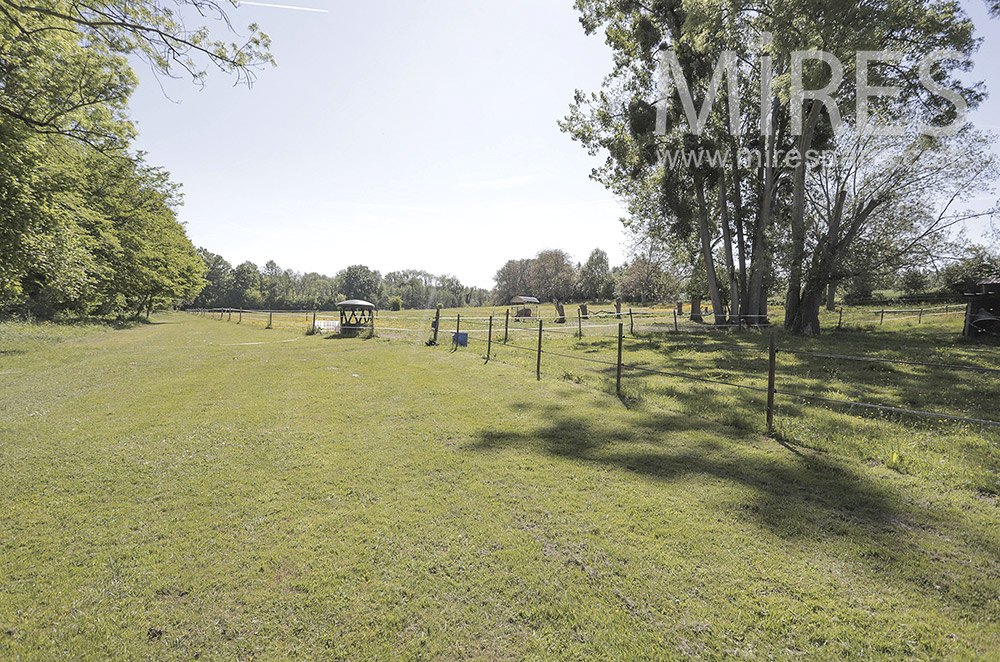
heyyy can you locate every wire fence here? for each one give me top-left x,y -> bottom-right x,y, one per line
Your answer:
187,304 -> 997,433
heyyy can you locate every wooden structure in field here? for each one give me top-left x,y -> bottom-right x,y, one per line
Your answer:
510,296 -> 539,320
963,279 -> 1000,338
337,299 -> 375,336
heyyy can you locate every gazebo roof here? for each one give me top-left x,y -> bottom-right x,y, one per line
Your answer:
511,296 -> 540,305
336,299 -> 376,310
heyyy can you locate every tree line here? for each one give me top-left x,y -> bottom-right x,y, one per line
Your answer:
191,250 -> 491,311
494,243 -> 1000,312
193,246 -> 684,311
493,247 -> 683,306
0,2 -> 273,319
561,0 -> 999,334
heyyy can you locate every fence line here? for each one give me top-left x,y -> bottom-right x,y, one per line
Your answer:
191,308 -> 980,376
188,307 -> 998,431
458,318 -> 999,431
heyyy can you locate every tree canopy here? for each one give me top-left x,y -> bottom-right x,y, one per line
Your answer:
562,0 -> 994,334
0,1 -> 274,318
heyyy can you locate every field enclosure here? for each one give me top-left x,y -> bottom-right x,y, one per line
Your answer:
1,313 -> 998,660
201,303 -> 1000,495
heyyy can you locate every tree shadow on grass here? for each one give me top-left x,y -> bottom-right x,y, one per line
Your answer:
469,400 -> 896,538
577,331 -> 1000,425
466,398 -> 1000,611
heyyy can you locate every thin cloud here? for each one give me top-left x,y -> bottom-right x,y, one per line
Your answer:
239,2 -> 329,13
228,222 -> 269,237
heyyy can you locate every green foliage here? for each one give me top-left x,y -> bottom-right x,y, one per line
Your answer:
843,273 -> 878,305
337,264 -> 382,303
388,296 -> 403,311
0,1 -> 273,148
493,250 -> 587,305
939,245 -> 1000,295
578,248 -> 614,301
493,258 -> 533,304
0,137 -> 204,318
562,0 -> 991,335
192,258 -> 490,311
0,1 -> 274,318
529,249 -> 577,303
900,269 -> 930,295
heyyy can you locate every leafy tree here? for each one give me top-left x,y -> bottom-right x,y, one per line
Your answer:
939,246 -> 1000,294
791,128 -> 996,333
231,261 -> 262,307
194,249 -> 233,308
0,137 -> 204,318
493,259 -> 533,304
529,250 -> 577,303
337,265 -> 382,303
578,248 -> 614,301
78,150 -> 204,317
563,0 -> 986,335
900,269 -> 930,295
0,0 -> 273,149
0,1 -> 272,317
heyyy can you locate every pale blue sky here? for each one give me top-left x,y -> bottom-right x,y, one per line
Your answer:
128,0 -> 1000,288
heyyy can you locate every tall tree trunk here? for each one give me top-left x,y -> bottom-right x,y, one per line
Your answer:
690,298 -> 703,323
785,101 -> 823,333
796,282 -> 825,336
719,171 -> 740,324
825,282 -> 838,311
694,175 -> 726,327
748,104 -> 780,326
729,135 -> 749,321
790,190 -> 848,335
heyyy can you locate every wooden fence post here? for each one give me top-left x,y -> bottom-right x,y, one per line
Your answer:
837,307 -> 843,329
238,308 -> 242,324
616,323 -> 624,397
919,308 -> 924,324
455,313 -> 461,346
577,308 -> 583,339
767,331 -> 777,435
312,309 -> 317,332
268,310 -> 273,329
486,315 -> 493,362
536,320 -> 543,381
880,309 -> 885,325
228,309 -> 232,321
673,310 -> 679,332
504,309 -> 510,344
432,307 -> 441,344
629,308 -> 635,336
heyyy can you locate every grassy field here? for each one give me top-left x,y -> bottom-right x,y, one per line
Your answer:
232,303 -> 1000,494
1,312 -> 998,660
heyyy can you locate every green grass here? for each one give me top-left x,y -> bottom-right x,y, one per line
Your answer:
1,312 -> 998,660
